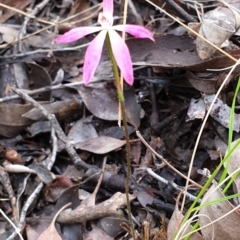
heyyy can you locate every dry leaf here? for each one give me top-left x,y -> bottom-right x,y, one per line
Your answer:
195,3 -> 240,59
74,136 -> 125,154
77,83 -> 141,126
37,203 -> 71,240
186,98 -> 205,121
0,25 -> 19,44
203,94 -> 240,132
0,0 -> 31,23
0,104 -> 33,138
167,205 -> 203,240
23,99 -> 82,121
199,182 -> 240,240
67,117 -> 98,143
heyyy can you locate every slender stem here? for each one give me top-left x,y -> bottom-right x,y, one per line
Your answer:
106,33 -> 135,239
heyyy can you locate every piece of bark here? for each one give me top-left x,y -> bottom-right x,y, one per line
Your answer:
57,192 -> 135,224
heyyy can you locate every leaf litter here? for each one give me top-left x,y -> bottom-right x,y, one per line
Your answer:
1,0 -> 240,240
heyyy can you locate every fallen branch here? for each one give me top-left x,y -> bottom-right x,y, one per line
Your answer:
57,192 -> 135,224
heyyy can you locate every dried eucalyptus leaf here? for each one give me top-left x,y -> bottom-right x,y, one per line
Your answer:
203,94 -> 240,132
68,117 -> 98,143
199,182 -> 240,240
74,136 -> 125,154
196,6 -> 240,59
0,104 -> 33,138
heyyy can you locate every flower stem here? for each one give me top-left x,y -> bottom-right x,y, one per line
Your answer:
106,33 -> 135,239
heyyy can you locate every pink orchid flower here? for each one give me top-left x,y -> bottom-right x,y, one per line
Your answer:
55,0 -> 154,85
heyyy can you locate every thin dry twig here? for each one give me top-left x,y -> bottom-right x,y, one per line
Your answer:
136,130 -> 202,189
0,208 -> 24,240
12,87 -> 91,170
164,0 -> 196,22
0,4 -> 101,49
0,167 -> 17,223
18,0 -> 51,52
6,128 -> 58,240
145,168 -> 201,203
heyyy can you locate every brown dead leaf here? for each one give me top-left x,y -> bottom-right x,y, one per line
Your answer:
127,35 -> 199,69
78,83 -> 141,126
0,25 -> 19,44
137,188 -> 154,208
0,104 -> 34,138
45,175 -> 73,203
68,0 -> 93,27
37,203 -> 71,240
124,86 -> 141,128
126,35 -> 240,72
195,3 -> 240,59
83,224 -> 113,240
23,99 -> 82,121
199,182 -> 240,240
74,136 -> 125,154
27,63 -> 52,101
186,71 -> 217,94
28,161 -> 56,184
203,94 -> 240,132
67,117 -> 98,143
0,0 -> 31,23
97,217 -> 127,237
26,220 -> 51,240
167,205 -> 203,240
77,84 -> 119,121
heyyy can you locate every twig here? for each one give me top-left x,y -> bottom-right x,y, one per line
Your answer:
6,127 -> 58,240
0,42 -> 89,65
46,128 -> 58,170
136,130 -> 202,189
0,4 -> 101,50
82,157 -> 107,207
128,0 -> 143,25
18,0 -> 51,52
0,209 -> 24,240
0,167 -> 17,223
163,0 -> 196,22
12,87 -> 91,170
145,168 -> 201,203
7,181 -> 44,240
0,82 -> 83,103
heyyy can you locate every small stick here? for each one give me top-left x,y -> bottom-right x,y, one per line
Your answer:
136,130 -> 202,189
12,87 -> 91,170
145,168 -> 201,203
163,0 -> 196,22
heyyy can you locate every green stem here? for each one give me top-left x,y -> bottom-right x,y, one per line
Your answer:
106,33 -> 135,239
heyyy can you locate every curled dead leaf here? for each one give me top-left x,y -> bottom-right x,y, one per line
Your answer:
199,182 -> 240,240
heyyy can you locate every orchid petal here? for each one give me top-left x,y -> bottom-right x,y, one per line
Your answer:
103,0 -> 113,15
108,30 -> 134,85
55,27 -> 101,43
83,30 -> 107,84
113,25 -> 154,41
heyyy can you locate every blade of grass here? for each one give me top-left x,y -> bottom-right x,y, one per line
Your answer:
220,78 -> 240,183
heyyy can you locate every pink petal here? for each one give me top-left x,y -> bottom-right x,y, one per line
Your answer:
103,0 -> 113,15
83,30 -> 107,84
55,27 -> 101,43
108,30 -> 134,85
113,25 -> 154,41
